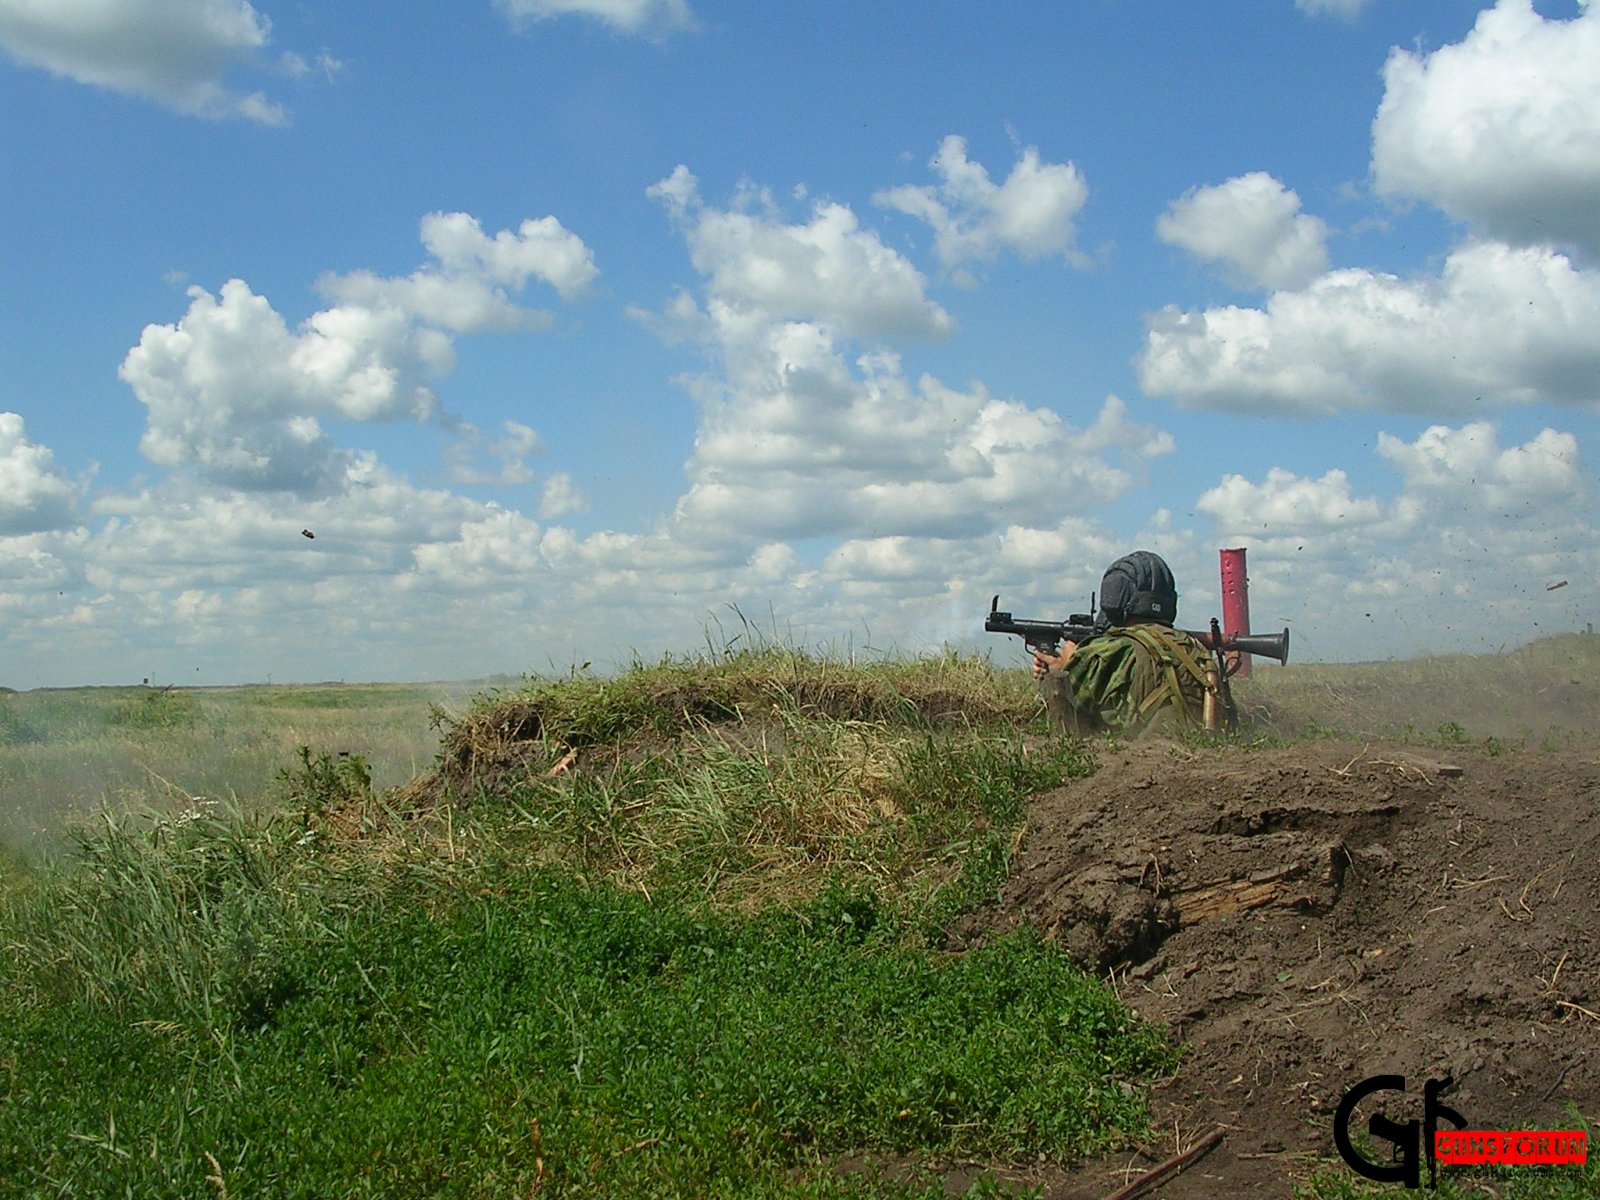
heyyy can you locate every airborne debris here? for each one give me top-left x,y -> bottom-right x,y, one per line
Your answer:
1547,579 -> 1568,591
301,529 -> 315,539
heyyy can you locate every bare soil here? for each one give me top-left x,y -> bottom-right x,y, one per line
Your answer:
951,735 -> 1600,1197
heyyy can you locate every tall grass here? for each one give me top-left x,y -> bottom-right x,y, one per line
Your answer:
0,682 -> 468,853
4,802 -> 361,1033
413,648 -> 1082,920
466,712 -> 1087,910
0,665 -> 1168,1197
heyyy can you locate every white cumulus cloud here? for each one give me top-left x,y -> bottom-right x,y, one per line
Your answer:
446,419 -> 546,486
418,212 -> 599,303
1141,4 -> 1600,421
1194,422 -> 1596,660
538,472 -> 588,519
874,134 -> 1090,268
649,166 -> 954,341
0,413 -> 81,535
0,0 -> 307,123
670,330 -> 1171,542
1371,0 -> 1600,257
410,507 -> 546,588
120,213 -> 596,495
318,211 -> 596,333
1157,172 -> 1330,290
1294,0 -> 1373,18
635,167 -> 1173,545
1197,467 -> 1385,532
121,280 -> 437,494
1138,241 -> 1600,415
494,0 -> 696,38
1376,422 -> 1586,517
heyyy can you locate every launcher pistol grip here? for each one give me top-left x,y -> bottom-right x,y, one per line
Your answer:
985,595 -> 1094,657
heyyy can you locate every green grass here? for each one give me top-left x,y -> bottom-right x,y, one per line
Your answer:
437,646 -> 1041,760
0,802 -> 1174,1197
0,649 -> 1161,1197
6,637 -> 1597,1197
471,714 -> 1088,913
407,647 -> 1078,921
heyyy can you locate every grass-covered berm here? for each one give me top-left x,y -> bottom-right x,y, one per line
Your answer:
0,649 -> 1180,1198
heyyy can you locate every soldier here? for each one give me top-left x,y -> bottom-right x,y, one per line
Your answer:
1031,550 -> 1214,736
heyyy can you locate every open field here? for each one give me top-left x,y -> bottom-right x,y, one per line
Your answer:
0,680 -> 480,854
2,636 -> 1596,1197
1232,633 -> 1600,748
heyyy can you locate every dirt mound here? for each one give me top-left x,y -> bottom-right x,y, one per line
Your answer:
406,661 -> 1024,810
957,737 -> 1600,1196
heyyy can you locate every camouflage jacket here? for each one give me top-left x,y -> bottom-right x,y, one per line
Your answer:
1057,623 -> 1212,734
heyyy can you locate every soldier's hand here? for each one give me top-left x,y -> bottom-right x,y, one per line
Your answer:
1032,645 -> 1071,679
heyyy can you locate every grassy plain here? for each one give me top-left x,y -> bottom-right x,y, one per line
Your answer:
1,650 -> 1165,1197
2,635 -> 1595,1197
0,680 -> 476,854
1234,631 -> 1600,746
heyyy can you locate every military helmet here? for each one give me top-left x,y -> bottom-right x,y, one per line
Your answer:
1098,550 -> 1178,627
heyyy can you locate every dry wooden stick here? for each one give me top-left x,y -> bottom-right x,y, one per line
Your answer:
1557,1000 -> 1600,1023
1540,1054 -> 1584,1103
1101,1128 -> 1226,1200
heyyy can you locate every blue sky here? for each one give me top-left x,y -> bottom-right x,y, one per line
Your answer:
1,0 -> 1596,686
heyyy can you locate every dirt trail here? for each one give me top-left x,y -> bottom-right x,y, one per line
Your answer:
955,736 -> 1600,1197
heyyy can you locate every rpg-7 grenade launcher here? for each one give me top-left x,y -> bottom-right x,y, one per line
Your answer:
985,596 -> 1290,730
984,596 -> 1290,664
